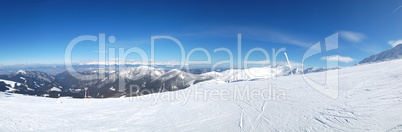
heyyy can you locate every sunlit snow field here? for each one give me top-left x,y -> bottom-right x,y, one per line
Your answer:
1,59 -> 402,131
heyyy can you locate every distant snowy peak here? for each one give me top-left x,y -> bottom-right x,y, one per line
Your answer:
16,70 -> 26,75
87,69 -> 116,74
359,44 -> 402,64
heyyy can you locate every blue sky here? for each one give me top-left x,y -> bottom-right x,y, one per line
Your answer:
0,0 -> 401,68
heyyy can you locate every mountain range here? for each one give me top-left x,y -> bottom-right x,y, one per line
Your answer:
0,63 -> 341,98
1,44 -> 401,98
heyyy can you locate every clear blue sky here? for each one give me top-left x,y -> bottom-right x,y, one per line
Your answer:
0,0 -> 401,68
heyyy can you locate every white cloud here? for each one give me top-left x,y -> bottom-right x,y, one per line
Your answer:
252,29 -> 312,47
321,55 -> 355,63
388,40 -> 402,47
339,31 -> 366,43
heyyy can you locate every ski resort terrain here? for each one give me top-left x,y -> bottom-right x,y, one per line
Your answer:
1,59 -> 401,131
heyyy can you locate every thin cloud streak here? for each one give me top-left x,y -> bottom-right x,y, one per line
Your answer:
339,31 -> 366,43
321,55 -> 355,63
392,5 -> 402,14
179,26 -> 315,48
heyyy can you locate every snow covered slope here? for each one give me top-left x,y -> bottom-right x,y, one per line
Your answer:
359,44 -> 402,64
201,65 -> 301,82
1,59 -> 402,131
199,64 -> 338,82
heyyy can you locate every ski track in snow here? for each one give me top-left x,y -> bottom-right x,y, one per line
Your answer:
1,59 -> 402,131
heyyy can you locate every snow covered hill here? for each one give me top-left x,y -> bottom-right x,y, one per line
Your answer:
359,44 -> 402,64
200,64 -> 339,82
200,65 -> 299,82
0,70 -> 62,97
0,70 -> 59,89
0,63 -> 337,98
0,66 -> 210,98
1,59 -> 401,131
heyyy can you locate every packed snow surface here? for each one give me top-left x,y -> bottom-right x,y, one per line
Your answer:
1,59 -> 402,131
